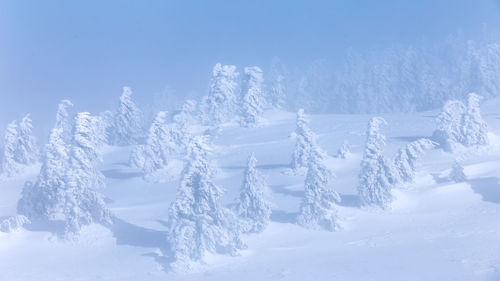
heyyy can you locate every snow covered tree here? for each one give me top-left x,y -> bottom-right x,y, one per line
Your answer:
54,99 -> 74,142
291,109 -> 315,171
236,153 -> 272,233
129,144 -> 147,168
449,161 -> 466,182
297,144 -> 341,231
1,115 -> 40,177
203,63 -> 240,124
336,140 -> 351,159
166,136 -> 244,267
1,121 -> 20,177
241,66 -> 266,127
433,93 -> 489,151
462,93 -> 489,146
357,117 -> 397,209
268,57 -> 287,108
15,114 -> 39,165
18,112 -> 111,234
63,112 -> 111,234
108,86 -> 144,145
141,111 -> 177,179
433,100 -> 466,151
393,138 -> 436,183
18,127 -> 69,221
67,112 -> 106,189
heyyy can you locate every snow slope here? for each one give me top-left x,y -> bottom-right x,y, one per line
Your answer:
1,99 -> 500,281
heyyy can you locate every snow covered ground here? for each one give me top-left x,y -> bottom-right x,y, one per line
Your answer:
1,99 -> 500,281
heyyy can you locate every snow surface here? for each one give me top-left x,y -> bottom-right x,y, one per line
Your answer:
2,99 -> 500,281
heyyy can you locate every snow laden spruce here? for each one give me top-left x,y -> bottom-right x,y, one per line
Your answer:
18,110 -> 111,236
241,66 -> 266,127
297,144 -> 341,231
202,64 -> 240,125
236,153 -> 272,234
433,93 -> 489,151
357,117 -> 397,209
107,86 -> 145,146
165,136 -> 244,268
290,109 -> 315,172
1,114 -> 39,178
130,111 -> 188,181
393,138 -> 436,184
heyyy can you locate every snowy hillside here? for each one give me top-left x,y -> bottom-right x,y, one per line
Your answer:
1,96 -> 500,281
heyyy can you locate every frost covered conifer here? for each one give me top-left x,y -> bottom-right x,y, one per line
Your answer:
433,93 -> 488,151
166,136 -> 243,267
204,64 -> 240,124
54,99 -> 74,142
1,115 -> 40,177
63,112 -> 111,234
336,140 -> 351,159
433,100 -> 466,151
171,99 -> 198,147
1,121 -> 20,177
109,86 -> 144,145
18,112 -> 110,234
18,127 -> 68,220
67,112 -> 106,189
241,66 -> 266,127
394,138 -> 436,183
268,57 -> 287,108
236,153 -> 272,233
141,111 -> 176,178
462,93 -> 489,146
16,114 -> 39,165
18,102 -> 73,220
357,117 -> 396,209
129,144 -> 147,168
297,145 -> 340,231
291,109 -> 315,171
449,161 -> 466,182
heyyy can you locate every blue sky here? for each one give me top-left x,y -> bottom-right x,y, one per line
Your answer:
1,0 -> 500,137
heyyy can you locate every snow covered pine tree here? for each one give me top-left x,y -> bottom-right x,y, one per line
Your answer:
1,114 -> 39,177
236,153 -> 272,233
297,144 -> 341,231
63,112 -> 111,234
166,136 -> 244,268
203,63 -> 240,125
357,117 -> 397,209
393,138 -> 436,183
241,66 -> 266,127
108,86 -> 144,145
433,93 -> 488,151
291,109 -> 315,172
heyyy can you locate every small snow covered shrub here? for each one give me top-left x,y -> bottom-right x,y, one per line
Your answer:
0,215 -> 30,233
394,138 -> 436,183
449,161 -> 466,182
336,140 -> 351,159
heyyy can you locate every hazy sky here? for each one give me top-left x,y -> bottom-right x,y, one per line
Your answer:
1,0 -> 500,138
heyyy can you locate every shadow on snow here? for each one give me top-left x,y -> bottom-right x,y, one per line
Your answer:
467,177 -> 500,204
